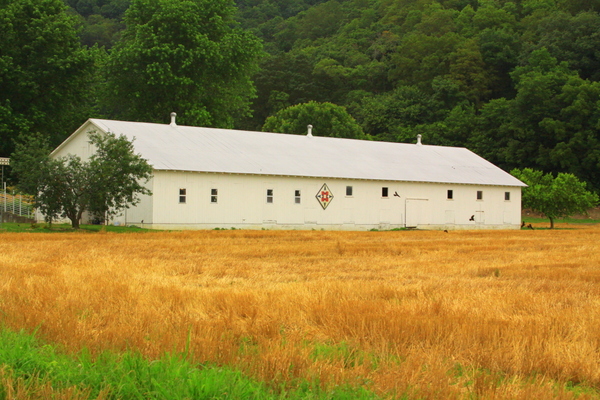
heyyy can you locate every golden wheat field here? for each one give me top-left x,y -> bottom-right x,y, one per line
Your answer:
1,224 -> 600,399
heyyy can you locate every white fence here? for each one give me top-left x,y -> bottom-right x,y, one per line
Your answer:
1,186 -> 35,220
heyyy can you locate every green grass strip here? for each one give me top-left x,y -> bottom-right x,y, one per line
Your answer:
0,327 -> 380,399
0,222 -> 153,233
522,216 -> 600,225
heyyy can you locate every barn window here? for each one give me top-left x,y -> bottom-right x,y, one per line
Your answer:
267,189 -> 274,203
211,188 -> 218,203
505,191 -> 511,201
295,190 -> 301,204
477,190 -> 483,200
346,186 -> 353,196
447,190 -> 453,200
179,188 -> 187,204
382,187 -> 389,198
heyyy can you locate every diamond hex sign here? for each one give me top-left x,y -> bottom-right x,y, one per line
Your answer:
315,183 -> 334,210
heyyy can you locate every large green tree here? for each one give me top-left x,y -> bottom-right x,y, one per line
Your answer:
11,132 -> 153,228
102,0 -> 262,128
511,168 -> 599,229
0,0 -> 96,157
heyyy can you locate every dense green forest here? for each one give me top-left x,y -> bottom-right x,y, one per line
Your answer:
1,0 -> 600,191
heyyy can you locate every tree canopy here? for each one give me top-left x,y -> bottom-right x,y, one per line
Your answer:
101,0 -> 263,128
11,131 -> 153,228
511,168 -> 599,228
0,0 -> 96,158
262,101 -> 366,139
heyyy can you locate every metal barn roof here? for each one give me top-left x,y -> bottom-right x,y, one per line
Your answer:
58,118 -> 526,187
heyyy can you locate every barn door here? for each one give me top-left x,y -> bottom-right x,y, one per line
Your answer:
475,210 -> 485,224
405,198 -> 429,228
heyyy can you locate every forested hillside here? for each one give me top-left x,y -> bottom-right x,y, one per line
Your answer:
2,0 -> 600,191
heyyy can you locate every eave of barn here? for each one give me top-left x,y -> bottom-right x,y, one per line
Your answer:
151,168 -> 524,188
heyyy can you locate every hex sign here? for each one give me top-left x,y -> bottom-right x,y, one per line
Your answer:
315,183 -> 334,210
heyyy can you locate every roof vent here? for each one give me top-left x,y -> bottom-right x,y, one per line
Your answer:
307,124 -> 313,137
416,134 -> 422,146
170,112 -> 177,127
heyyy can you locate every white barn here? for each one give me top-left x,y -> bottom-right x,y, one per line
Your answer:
50,117 -> 526,230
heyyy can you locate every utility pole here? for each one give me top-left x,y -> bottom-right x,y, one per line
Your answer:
0,157 -> 8,227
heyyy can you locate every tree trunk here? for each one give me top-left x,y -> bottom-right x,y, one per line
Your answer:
74,208 -> 86,229
549,217 -> 555,229
67,210 -> 81,229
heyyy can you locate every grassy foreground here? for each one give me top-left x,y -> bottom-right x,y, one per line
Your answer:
0,328 -> 377,399
1,225 -> 600,398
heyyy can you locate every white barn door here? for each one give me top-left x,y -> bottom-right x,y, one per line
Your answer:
405,198 -> 429,228
475,210 -> 485,224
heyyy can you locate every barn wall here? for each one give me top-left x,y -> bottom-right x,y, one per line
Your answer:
52,123 -> 98,161
146,171 -> 521,230
109,177 -> 154,226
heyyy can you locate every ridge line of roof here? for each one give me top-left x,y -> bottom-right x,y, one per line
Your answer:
88,118 -> 466,149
